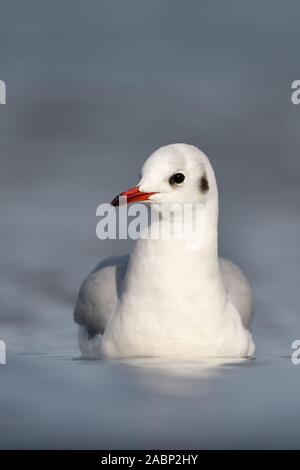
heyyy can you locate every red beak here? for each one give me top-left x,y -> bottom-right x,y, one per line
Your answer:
111,186 -> 156,207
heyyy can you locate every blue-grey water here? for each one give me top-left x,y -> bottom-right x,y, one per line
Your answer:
0,0 -> 300,449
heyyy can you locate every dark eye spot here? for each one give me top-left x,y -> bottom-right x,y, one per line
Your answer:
169,172 -> 185,185
200,174 -> 209,193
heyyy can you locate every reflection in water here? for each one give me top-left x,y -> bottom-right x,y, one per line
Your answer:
120,356 -> 249,376
116,357 -> 250,397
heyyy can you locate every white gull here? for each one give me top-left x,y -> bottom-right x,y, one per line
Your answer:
74,143 -> 255,359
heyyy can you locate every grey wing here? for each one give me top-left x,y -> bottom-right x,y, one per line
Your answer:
220,258 -> 253,329
73,255 -> 129,336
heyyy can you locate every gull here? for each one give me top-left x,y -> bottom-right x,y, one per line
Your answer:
74,144 -> 255,359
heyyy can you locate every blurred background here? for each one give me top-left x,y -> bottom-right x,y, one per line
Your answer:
0,0 -> 300,449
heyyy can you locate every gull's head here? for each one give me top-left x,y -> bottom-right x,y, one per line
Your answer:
111,143 -> 217,206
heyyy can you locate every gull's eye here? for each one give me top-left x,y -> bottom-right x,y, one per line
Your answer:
169,172 -> 185,185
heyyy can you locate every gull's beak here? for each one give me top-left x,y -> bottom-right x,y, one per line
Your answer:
111,186 -> 157,207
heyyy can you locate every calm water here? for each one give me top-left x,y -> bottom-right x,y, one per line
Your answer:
1,354 -> 299,449
1,0 -> 300,449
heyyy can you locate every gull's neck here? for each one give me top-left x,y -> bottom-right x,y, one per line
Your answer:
121,193 -> 226,315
